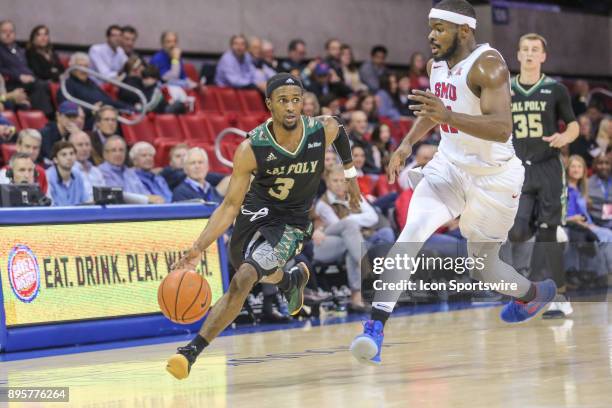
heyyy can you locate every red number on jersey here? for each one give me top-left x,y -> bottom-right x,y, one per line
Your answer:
440,106 -> 458,134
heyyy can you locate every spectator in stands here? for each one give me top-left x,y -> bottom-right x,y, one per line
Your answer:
305,62 -> 351,100
572,79 -> 590,117
570,115 -> 600,168
150,31 -> 195,88
408,51 -> 429,91
120,26 -> 139,58
262,40 -> 278,71
340,44 -> 367,93
46,141 -> 88,206
60,53 -> 132,118
0,75 -> 29,111
596,117 -> 610,153
588,154 -> 612,228
249,36 -> 277,85
0,129 -> 48,192
397,75 -> 412,116
215,34 -> 262,91
376,73 -> 402,121
160,143 -> 188,190
359,45 -> 388,92
0,20 -> 53,117
586,100 -> 605,137
371,123 -> 393,173
40,101 -> 85,160
69,130 -> 105,201
6,152 -> 36,186
131,141 -> 172,202
0,113 -> 17,143
172,147 -> 224,202
98,135 -> 164,203
357,92 -> 379,131
87,105 -> 120,164
302,92 -> 320,117
279,39 -> 307,73
566,155 -> 612,250
25,25 -> 64,82
348,110 -> 379,174
88,25 -> 127,83
314,164 -> 388,313
324,39 -> 342,77
119,58 -> 177,114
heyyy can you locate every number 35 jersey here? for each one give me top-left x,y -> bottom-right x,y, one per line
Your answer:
429,43 -> 516,174
243,115 -> 325,227
511,74 -> 576,163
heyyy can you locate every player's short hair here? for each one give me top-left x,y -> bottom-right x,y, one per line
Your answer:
518,33 -> 548,52
432,0 -> 476,19
51,141 -> 76,159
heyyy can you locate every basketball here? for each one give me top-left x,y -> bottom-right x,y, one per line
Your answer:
158,269 -> 212,324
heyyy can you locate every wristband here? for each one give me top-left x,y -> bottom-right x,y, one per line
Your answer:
344,166 -> 358,179
171,59 -> 180,65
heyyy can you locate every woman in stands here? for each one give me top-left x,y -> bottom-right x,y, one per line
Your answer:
565,155 -> 612,276
407,51 -> 429,92
25,25 -> 65,82
340,44 -> 367,93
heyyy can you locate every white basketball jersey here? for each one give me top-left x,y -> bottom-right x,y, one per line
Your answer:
429,43 -> 515,173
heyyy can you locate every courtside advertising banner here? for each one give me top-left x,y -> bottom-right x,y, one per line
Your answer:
0,218 -> 223,327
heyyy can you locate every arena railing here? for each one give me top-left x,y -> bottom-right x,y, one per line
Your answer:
60,65 -> 162,125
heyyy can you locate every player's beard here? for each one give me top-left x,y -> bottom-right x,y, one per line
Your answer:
433,33 -> 459,62
282,119 -> 298,131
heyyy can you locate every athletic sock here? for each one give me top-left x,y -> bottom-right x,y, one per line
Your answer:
188,334 -> 209,356
517,283 -> 536,303
371,307 -> 391,327
277,272 -> 292,293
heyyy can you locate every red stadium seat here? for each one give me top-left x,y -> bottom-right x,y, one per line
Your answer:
153,139 -> 179,168
206,113 -> 232,138
198,86 -> 221,113
2,111 -> 20,131
101,83 -> 118,100
48,82 -> 60,108
154,114 -> 185,141
120,114 -> 158,145
16,110 -> 48,130
236,115 -> 261,132
216,87 -> 243,113
183,62 -> 199,83
1,143 -> 17,165
58,53 -> 70,69
238,89 -> 266,113
179,114 -> 215,143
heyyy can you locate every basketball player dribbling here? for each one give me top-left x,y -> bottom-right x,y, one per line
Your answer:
350,0 -> 557,365
166,73 -> 361,379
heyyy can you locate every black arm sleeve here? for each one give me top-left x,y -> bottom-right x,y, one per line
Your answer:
556,83 -> 576,124
331,117 -> 353,165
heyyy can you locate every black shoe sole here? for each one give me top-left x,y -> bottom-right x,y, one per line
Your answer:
290,262 -> 310,316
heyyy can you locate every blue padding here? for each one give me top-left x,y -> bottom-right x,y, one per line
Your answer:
0,203 -> 216,225
3,314 -> 204,353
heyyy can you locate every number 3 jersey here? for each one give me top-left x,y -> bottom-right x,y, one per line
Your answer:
243,115 -> 325,228
429,43 -> 516,173
511,74 -> 575,163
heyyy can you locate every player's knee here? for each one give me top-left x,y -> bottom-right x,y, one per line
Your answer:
230,264 -> 258,294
